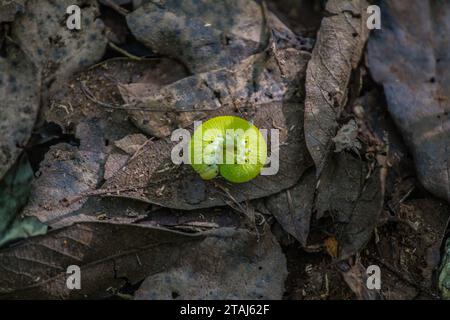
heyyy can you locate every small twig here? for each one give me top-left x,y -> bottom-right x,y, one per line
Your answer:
136,254 -> 142,266
214,183 -> 249,217
87,56 -> 161,71
178,222 -> 219,229
80,80 -> 129,109
286,189 -> 295,218
395,186 -> 415,207
128,137 -> 155,162
62,173 -> 180,207
386,216 -> 418,231
80,80 -> 157,111
80,81 -> 223,113
62,185 -> 145,207
108,42 -> 143,61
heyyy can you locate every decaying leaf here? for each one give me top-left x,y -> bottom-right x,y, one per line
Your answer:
22,120 -> 106,228
11,0 -> 107,93
324,236 -> 338,259
265,169 -> 316,246
96,44 -> 312,210
304,0 -> 369,173
98,103 -> 310,210
316,152 -> 383,259
118,46 -> 308,136
134,226 -> 286,300
26,58 -> 189,228
0,45 -> 41,180
0,222 -> 286,300
19,115 -> 251,232
0,222 -> 203,299
367,0 -> 450,202
45,58 -> 180,141
116,58 -> 188,138
127,0 -> 302,73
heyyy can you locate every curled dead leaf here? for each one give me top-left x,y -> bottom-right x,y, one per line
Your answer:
304,0 -> 369,174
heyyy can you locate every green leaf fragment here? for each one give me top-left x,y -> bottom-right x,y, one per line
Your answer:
439,239 -> 450,299
0,155 -> 47,248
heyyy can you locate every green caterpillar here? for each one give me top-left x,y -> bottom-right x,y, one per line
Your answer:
189,116 -> 267,183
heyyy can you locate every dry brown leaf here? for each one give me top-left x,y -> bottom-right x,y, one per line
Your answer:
11,0 -> 107,94
367,0 -> 450,202
304,0 -> 369,174
0,222 -> 286,300
324,236 -> 338,259
126,0 -> 300,73
134,225 -> 286,300
265,169 -> 316,246
22,120 -> 106,228
98,46 -> 313,210
316,152 -> 383,259
0,45 -> 41,180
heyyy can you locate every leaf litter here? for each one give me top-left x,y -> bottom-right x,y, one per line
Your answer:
0,0 -> 449,300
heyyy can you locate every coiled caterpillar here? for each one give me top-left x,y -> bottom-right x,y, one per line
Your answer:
189,116 -> 267,183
